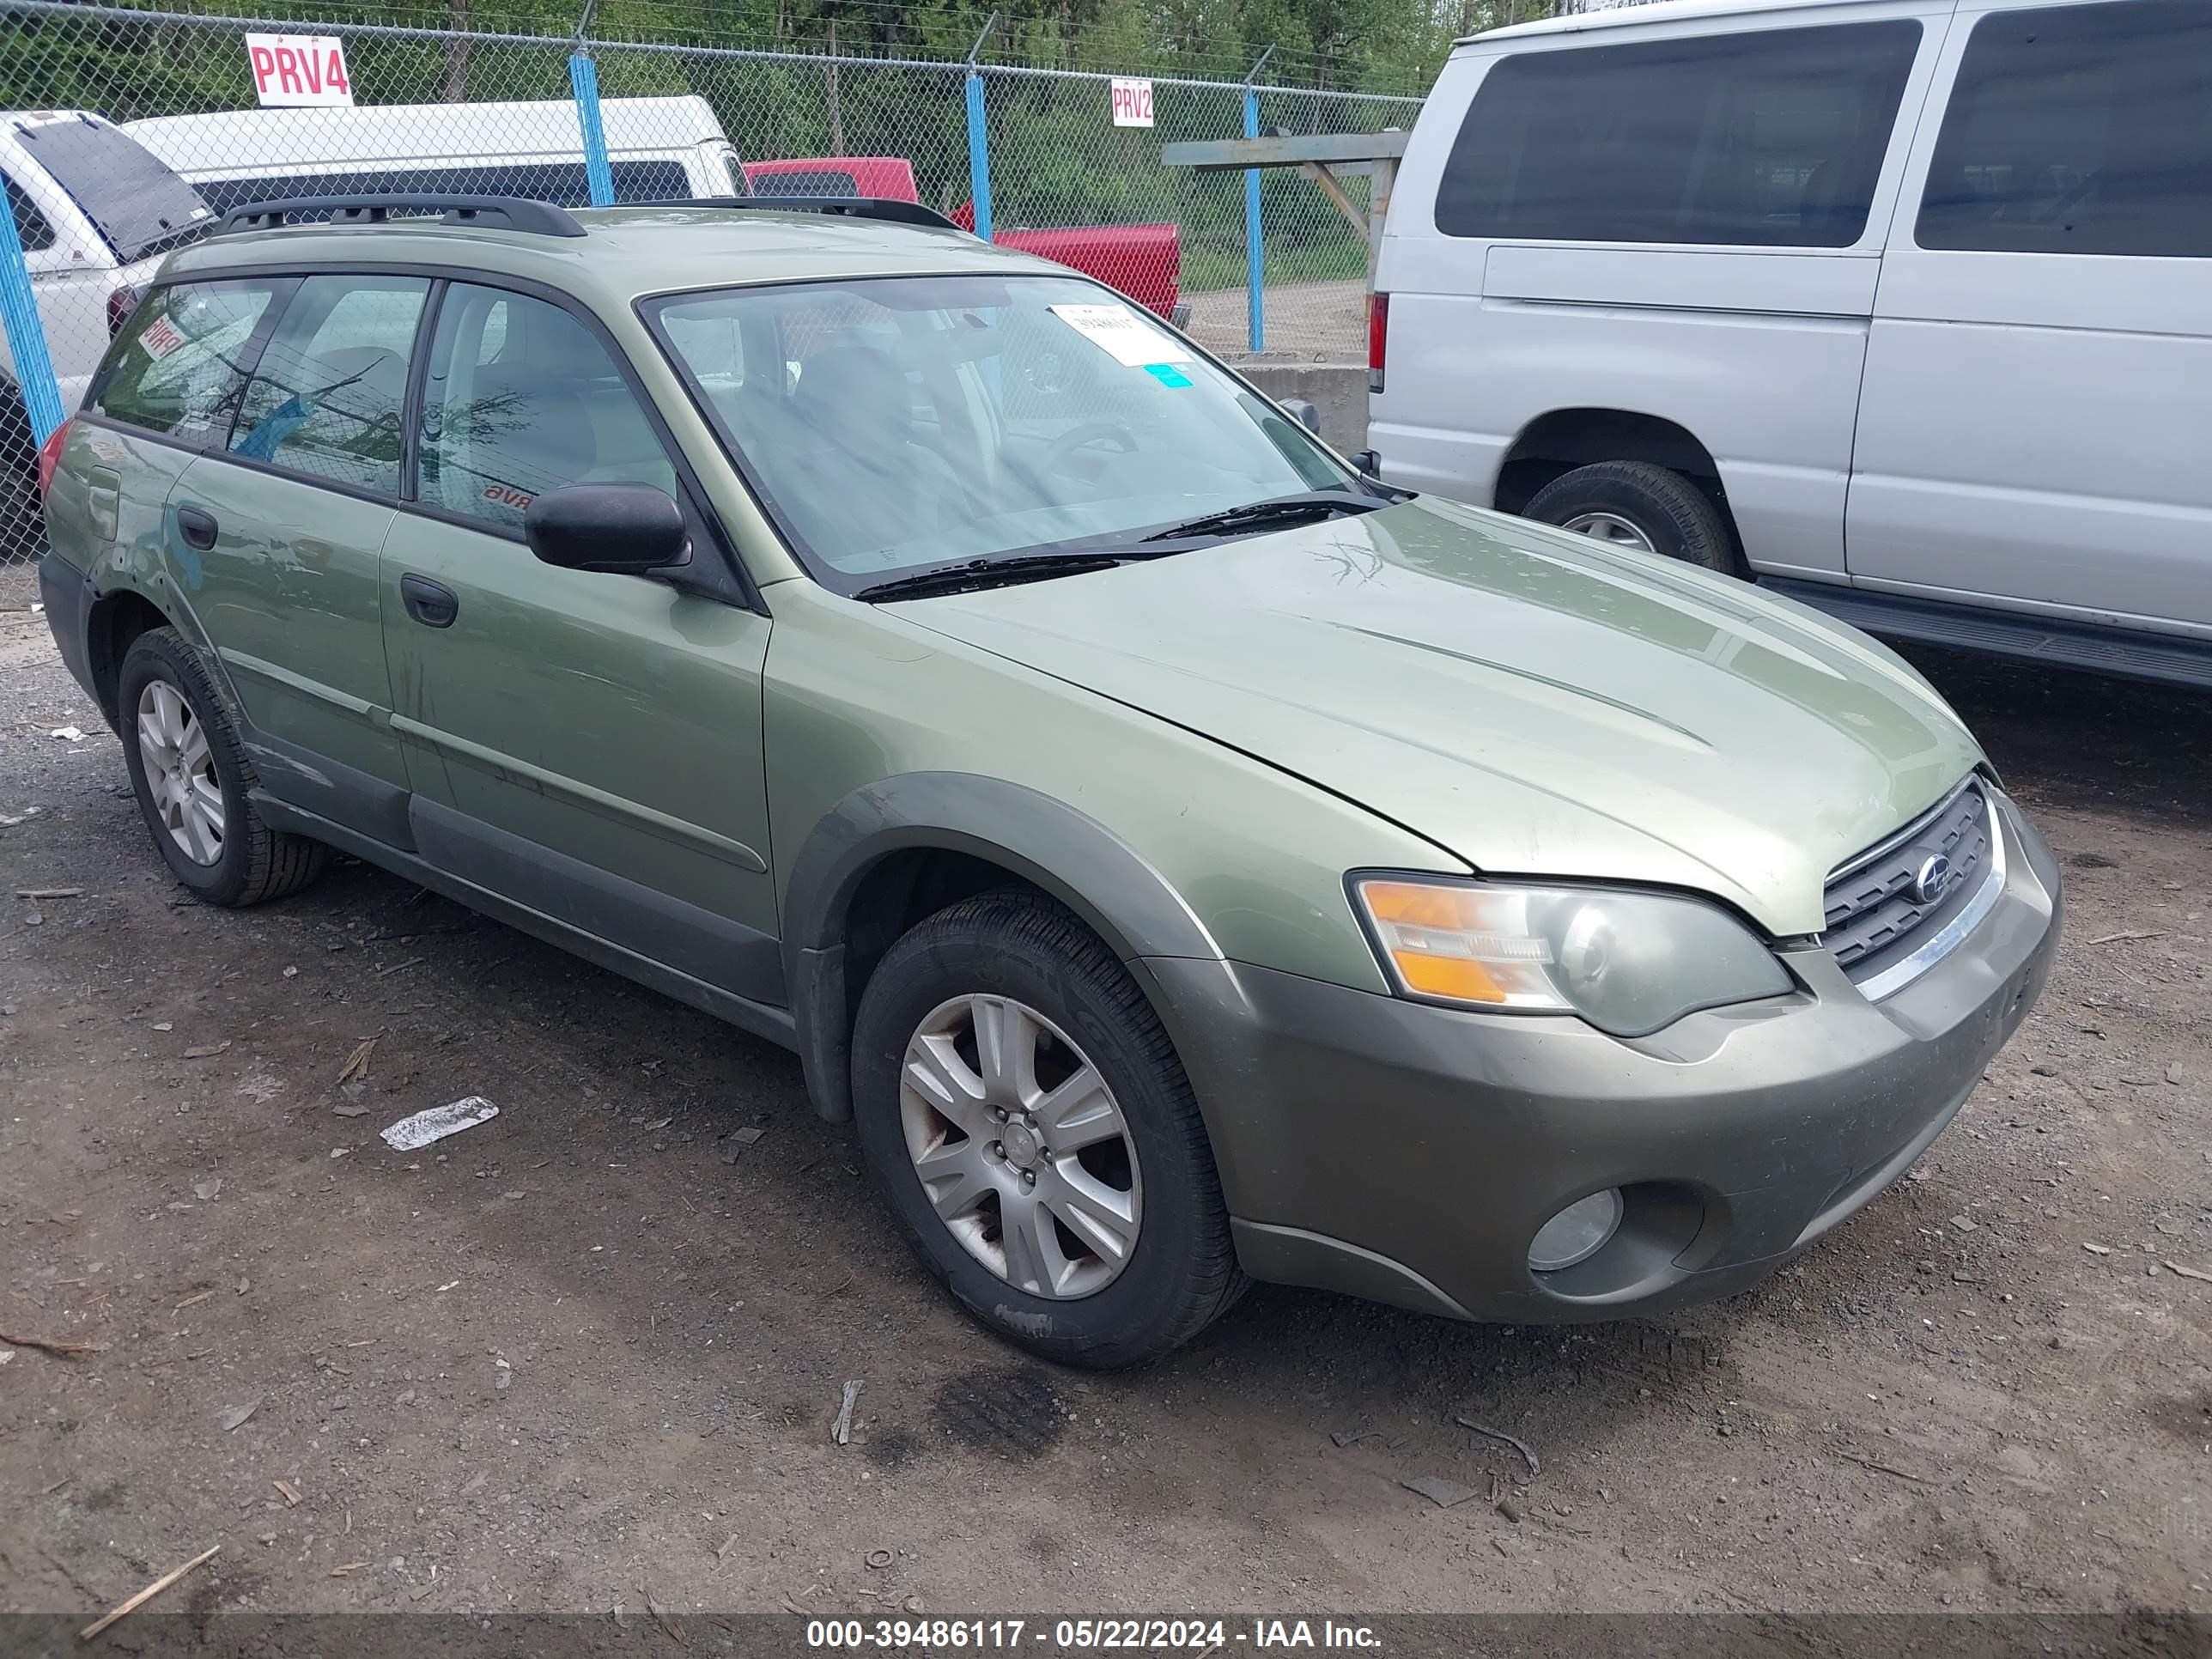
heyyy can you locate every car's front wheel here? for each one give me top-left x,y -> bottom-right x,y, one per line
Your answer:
1524,459 -> 1737,574
850,890 -> 1243,1367
118,626 -> 326,907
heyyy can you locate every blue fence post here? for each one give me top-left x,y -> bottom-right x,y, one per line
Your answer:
568,51 -> 615,207
964,15 -> 1000,242
0,193 -> 64,447
1243,46 -> 1274,356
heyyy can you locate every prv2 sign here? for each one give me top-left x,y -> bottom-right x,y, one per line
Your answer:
245,33 -> 355,107
1109,78 -> 1155,128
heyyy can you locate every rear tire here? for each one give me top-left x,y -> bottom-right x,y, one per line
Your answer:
1524,459 -> 1738,574
850,889 -> 1244,1368
118,626 -> 326,907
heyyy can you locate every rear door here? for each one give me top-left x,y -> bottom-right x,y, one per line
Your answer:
168,271 -> 430,832
1846,0 -> 2212,629
380,281 -> 781,1005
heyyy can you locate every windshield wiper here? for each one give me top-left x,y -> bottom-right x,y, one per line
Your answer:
851,552 -> 1127,602
1135,489 -> 1386,545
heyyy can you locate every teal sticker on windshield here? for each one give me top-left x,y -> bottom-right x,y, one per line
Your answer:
1143,363 -> 1192,387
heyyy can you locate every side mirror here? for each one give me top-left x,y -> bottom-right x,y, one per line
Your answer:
1348,448 -> 1382,477
1280,398 -> 1323,436
524,483 -> 690,574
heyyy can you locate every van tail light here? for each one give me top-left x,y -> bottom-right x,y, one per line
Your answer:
35,418 -> 70,498
1368,291 -> 1389,394
106,283 -> 141,337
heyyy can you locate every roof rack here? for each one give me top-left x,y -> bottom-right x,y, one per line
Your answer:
641,196 -> 960,232
214,194 -> 586,239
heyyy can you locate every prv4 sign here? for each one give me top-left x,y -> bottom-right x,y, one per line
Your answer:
245,33 -> 355,107
1109,78 -> 1155,128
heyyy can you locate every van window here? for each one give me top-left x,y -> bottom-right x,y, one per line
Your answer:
4,175 -> 56,252
230,276 -> 430,496
88,280 -> 284,443
1437,21 -> 1922,247
191,159 -> 696,217
419,284 -> 676,530
1916,0 -> 2211,258
11,117 -> 211,262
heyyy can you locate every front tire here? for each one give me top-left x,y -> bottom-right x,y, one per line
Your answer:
1524,459 -> 1738,574
850,890 -> 1244,1368
118,626 -> 326,907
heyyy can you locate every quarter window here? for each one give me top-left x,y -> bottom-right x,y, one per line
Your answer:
1437,21 -> 1923,247
418,283 -> 677,532
88,279 -> 283,443
229,275 -> 429,496
1916,0 -> 2212,258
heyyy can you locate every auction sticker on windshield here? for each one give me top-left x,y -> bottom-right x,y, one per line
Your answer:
1049,302 -> 1194,367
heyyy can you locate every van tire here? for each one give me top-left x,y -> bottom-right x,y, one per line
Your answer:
1525,461 -> 1737,574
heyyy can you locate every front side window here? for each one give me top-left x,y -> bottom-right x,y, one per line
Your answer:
1917,0 -> 2212,258
229,275 -> 428,495
1437,21 -> 1923,247
419,283 -> 676,531
647,273 -> 1352,590
88,279 -> 283,443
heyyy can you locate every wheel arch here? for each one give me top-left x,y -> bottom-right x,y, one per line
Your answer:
84,584 -> 178,728
1495,406 -> 1725,517
781,774 -> 1221,1123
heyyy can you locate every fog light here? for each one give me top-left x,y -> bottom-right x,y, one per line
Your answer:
1528,1188 -> 1624,1273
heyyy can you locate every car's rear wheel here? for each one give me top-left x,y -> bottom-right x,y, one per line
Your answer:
850,889 -> 1244,1367
118,626 -> 326,907
1524,459 -> 1737,574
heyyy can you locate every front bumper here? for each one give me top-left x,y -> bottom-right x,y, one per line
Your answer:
1145,791 -> 2062,1324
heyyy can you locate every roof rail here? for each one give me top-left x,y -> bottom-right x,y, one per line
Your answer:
641,196 -> 961,232
214,194 -> 587,239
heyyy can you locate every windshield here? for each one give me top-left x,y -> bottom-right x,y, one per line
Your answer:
15,116 -> 211,264
645,274 -> 1353,592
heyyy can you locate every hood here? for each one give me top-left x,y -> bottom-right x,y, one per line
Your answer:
894,497 -> 1983,937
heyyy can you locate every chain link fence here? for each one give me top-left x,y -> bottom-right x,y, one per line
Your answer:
0,0 -> 1423,562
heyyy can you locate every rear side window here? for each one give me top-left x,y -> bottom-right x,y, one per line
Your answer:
1916,0 -> 2212,258
229,275 -> 430,496
418,283 -> 676,531
11,117 -> 212,262
1437,21 -> 1923,247
88,280 -> 283,443
750,168 -> 861,197
190,159 -> 696,217
5,175 -> 56,252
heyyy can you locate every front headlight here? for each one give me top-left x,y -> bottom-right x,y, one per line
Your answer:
1352,875 -> 1793,1037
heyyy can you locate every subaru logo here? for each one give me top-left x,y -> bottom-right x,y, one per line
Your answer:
1910,854 -> 1952,905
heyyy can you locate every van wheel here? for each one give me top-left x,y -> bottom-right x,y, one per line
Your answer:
118,627 -> 326,907
1525,461 -> 1737,574
849,890 -> 1245,1368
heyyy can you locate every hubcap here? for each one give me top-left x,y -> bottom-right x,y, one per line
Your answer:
135,678 -> 225,866
897,994 -> 1141,1300
1559,510 -> 1657,555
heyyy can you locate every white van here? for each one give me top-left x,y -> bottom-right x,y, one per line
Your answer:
1372,0 -> 2212,687
0,111 -> 212,459
125,95 -> 744,217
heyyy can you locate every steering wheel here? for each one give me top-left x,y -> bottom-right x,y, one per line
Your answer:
1039,422 -> 1140,477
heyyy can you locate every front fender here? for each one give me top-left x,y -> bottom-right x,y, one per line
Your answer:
781,772 -> 1222,1121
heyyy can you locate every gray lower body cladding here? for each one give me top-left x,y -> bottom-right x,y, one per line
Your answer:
1147,793 -> 2062,1325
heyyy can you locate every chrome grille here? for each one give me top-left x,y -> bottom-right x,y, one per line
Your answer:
1823,782 -> 1993,984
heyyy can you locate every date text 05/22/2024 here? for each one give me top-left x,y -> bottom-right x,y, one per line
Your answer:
806,1620 -> 1384,1650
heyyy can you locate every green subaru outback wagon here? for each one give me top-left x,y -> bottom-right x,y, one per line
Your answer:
38,194 -> 2060,1365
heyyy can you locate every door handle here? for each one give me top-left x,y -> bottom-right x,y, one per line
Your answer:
174,504 -> 218,550
399,574 -> 459,629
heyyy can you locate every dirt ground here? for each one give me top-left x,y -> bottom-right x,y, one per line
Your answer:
2,562 -> 2207,1628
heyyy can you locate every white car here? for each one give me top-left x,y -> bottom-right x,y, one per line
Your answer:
125,95 -> 744,217
0,110 -> 212,472
1371,0 -> 2212,688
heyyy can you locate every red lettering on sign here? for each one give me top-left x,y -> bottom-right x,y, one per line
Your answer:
273,46 -> 302,94
248,44 -> 276,89
325,47 -> 349,94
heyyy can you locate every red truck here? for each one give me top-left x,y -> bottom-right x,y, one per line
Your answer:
742,155 -> 1181,323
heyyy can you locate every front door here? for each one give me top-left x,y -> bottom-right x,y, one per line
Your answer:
380,281 -> 781,1006
1846,0 -> 2212,630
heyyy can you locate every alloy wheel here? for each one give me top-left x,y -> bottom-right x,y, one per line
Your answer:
136,678 -> 225,866
1560,510 -> 1658,554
